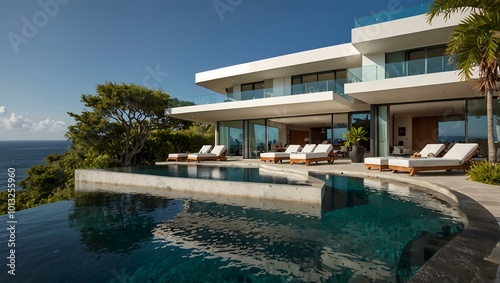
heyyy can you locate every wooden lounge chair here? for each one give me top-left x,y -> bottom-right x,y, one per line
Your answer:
187,145 -> 227,162
364,144 -> 445,171
167,145 -> 213,161
289,144 -> 337,166
260,144 -> 302,163
388,143 -> 478,176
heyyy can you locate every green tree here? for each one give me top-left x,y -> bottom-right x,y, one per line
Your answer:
67,82 -> 172,166
427,0 -> 500,162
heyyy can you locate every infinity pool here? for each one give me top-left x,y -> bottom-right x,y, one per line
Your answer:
107,164 -> 310,185
0,175 -> 464,282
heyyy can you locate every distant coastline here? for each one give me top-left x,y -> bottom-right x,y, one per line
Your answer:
0,140 -> 71,191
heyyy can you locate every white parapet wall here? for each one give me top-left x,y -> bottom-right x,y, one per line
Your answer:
74,169 -> 325,204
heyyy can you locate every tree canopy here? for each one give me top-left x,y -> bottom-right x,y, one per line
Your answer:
67,82 -> 173,166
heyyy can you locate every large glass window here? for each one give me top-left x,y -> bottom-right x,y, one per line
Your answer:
426,46 -> 451,73
241,82 -> 265,100
267,126 -> 279,151
219,121 -> 244,156
467,99 -> 500,157
332,114 -> 348,144
438,118 -> 465,144
291,70 -> 346,95
407,49 -> 426,75
248,119 -> 266,158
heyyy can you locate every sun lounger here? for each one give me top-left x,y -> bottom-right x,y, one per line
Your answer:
388,143 -> 478,176
289,144 -> 337,166
260,144 -> 302,163
364,144 -> 445,171
187,145 -> 227,162
167,145 -> 213,161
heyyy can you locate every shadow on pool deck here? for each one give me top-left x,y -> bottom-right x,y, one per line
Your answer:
172,157 -> 500,282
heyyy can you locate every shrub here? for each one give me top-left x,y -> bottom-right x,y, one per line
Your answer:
466,161 -> 500,185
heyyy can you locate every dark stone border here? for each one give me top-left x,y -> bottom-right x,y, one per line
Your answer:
409,189 -> 500,282
304,169 -> 500,282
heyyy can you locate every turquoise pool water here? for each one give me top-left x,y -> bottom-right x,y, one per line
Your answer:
108,165 -> 310,185
0,175 -> 464,282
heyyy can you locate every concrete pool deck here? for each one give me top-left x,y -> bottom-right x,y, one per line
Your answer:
157,157 -> 500,282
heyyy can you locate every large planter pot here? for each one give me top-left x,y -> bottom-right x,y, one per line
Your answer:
349,146 -> 365,163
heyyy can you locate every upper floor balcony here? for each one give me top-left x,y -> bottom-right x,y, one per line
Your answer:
173,79 -> 351,106
346,55 -> 456,83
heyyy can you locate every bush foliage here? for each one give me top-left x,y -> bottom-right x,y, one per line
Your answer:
466,161 -> 500,186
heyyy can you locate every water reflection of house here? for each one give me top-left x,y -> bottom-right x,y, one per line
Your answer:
152,201 -> 393,281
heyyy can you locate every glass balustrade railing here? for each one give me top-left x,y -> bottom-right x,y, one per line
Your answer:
347,55 -> 456,83
354,2 -> 431,28
172,79 -> 350,106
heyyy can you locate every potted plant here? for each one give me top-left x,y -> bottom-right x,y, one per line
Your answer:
343,126 -> 369,163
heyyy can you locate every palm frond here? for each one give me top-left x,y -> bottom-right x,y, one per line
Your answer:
427,0 -> 488,22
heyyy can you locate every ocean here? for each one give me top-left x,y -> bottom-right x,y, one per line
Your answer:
0,140 -> 71,191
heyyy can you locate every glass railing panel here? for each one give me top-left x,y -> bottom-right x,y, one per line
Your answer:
172,79 -> 351,107
427,55 -> 456,73
181,93 -> 227,105
385,61 -> 407,79
347,55 -> 457,82
354,2 -> 431,28
347,66 -> 379,82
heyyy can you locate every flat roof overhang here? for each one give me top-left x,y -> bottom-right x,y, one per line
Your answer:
167,92 -> 370,124
195,44 -> 362,94
352,13 -> 468,53
345,71 -> 478,104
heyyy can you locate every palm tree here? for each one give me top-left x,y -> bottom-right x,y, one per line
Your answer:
427,0 -> 500,162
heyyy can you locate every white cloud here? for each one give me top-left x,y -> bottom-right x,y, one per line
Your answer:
0,112 -> 32,129
0,109 -> 65,132
33,118 -> 66,132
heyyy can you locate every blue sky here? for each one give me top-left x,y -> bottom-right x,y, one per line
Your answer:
0,0 -> 427,140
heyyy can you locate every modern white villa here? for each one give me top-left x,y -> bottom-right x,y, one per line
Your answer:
167,3 -> 499,159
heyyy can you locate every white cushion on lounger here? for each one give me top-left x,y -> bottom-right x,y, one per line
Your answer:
301,144 -> 317,153
314,144 -> 333,153
210,145 -> 226,156
168,153 -> 188,158
290,152 -> 328,159
199,145 -> 213,153
260,152 -> 290,158
260,144 -> 302,158
260,145 -> 302,160
364,144 -> 445,165
389,157 -> 461,168
443,143 -> 478,163
284,144 -> 302,153
290,144 -> 330,160
419,144 -> 445,157
364,157 -> 391,165
188,145 -> 226,159
389,143 -> 477,168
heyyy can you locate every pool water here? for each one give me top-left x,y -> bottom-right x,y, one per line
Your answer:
0,175 -> 464,283
107,165 -> 310,185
